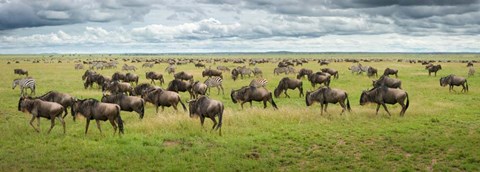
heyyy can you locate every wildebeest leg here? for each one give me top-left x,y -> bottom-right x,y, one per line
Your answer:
284,90 -> 290,98
172,103 -> 178,111
240,102 -> 246,109
324,104 -> 329,113
29,116 -> 39,132
210,117 -> 217,131
62,108 -> 68,118
381,103 -> 391,116
47,117 -> 55,134
109,119 -> 117,135
85,119 -> 91,135
200,116 -> 206,131
320,103 -> 324,116
155,105 -> 159,113
263,100 -> 267,108
36,116 -> 41,132
57,116 -> 66,134
339,101 -> 346,115
461,83 -> 466,92
95,119 -> 103,135
375,104 -> 381,115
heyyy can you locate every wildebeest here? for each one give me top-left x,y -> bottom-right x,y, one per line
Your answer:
367,67 -> 378,78
372,75 -> 402,89
142,88 -> 187,112
34,91 -> 75,119
230,86 -> 278,109
440,75 -> 468,92
18,97 -> 65,134
84,72 -> 110,89
112,72 -> 126,81
305,87 -> 351,115
14,69 -> 28,76
165,65 -> 176,74
124,73 -> 139,85
103,81 -> 133,95
468,67 -> 475,77
253,67 -> 263,77
427,65 -> 442,76
174,71 -> 194,81
319,60 -> 330,66
101,93 -> 145,119
195,62 -> 206,68
297,68 -> 313,79
231,68 -> 239,81
72,98 -> 124,135
274,77 -> 303,98
187,96 -> 224,136
132,83 -> 157,96
145,72 -> 165,85
383,68 -> 398,78
236,66 -> 253,79
202,68 -> 223,78
167,79 -> 194,99
321,68 -> 339,79
360,86 -> 410,116
192,81 -> 208,98
307,72 -> 331,88
467,62 -> 473,67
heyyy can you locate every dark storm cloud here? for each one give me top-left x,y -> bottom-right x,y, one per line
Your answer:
0,0 -> 159,30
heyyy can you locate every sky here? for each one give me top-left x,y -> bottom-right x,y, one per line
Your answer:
0,0 -> 479,54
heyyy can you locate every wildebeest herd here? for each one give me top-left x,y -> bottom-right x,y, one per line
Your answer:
11,57 -> 475,136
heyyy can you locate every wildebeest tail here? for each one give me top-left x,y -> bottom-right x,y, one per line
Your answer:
140,99 -> 145,119
178,96 -> 187,111
217,104 -> 224,136
116,106 -> 124,134
345,92 -> 351,111
466,80 -> 469,92
270,93 -> 278,110
405,92 -> 410,112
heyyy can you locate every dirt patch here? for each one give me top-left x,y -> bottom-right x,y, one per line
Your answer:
163,140 -> 181,147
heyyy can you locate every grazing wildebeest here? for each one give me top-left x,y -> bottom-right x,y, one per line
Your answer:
72,98 -> 124,135
468,67 -> 475,77
231,68 -> 239,81
237,66 -> 252,79
360,86 -> 410,116
319,60 -> 330,66
367,67 -> 378,78
146,72 -> 165,85
274,77 -> 303,98
112,72 -> 126,81
230,86 -> 278,109
440,75 -> 468,92
14,69 -> 28,76
142,88 -> 187,112
174,71 -> 194,81
192,81 -> 208,98
253,67 -> 263,77
165,65 -> 176,74
195,62 -> 206,68
167,79 -> 194,99
187,96 -> 224,136
217,66 -> 230,72
103,81 -> 133,95
84,73 -> 110,89
372,75 -> 402,89
101,93 -> 145,119
427,65 -> 442,76
305,87 -> 351,115
34,91 -> 75,119
82,70 -> 96,80
321,68 -> 339,79
18,97 -> 65,134
132,83 -> 157,96
202,68 -> 223,78
297,68 -> 313,79
383,68 -> 398,78
125,73 -> 139,85
307,72 -> 331,88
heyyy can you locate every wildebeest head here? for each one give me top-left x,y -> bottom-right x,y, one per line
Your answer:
274,87 -> 282,98
186,99 -> 199,118
439,76 -> 448,87
305,91 -> 313,106
360,90 -> 368,106
230,89 -> 238,103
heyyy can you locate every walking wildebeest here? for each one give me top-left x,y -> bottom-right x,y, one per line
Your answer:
146,72 -> 165,85
72,98 -> 124,135
321,68 -> 339,79
187,96 -> 224,136
14,69 -> 28,77
230,86 -> 278,109
367,67 -> 378,78
34,91 -> 75,119
202,68 -> 223,78
167,79 -> 194,99
192,81 -> 208,98
174,71 -> 194,81
307,72 -> 331,88
274,77 -> 304,98
427,65 -> 442,76
383,68 -> 398,78
18,97 -> 65,134
305,87 -> 351,115
297,68 -> 313,79
125,73 -> 139,85
372,75 -> 402,89
360,86 -> 410,116
440,75 -> 468,92
101,93 -> 145,119
142,88 -> 187,113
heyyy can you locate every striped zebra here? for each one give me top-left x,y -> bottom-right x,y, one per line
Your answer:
12,78 -> 36,96
204,77 -> 224,95
249,78 -> 268,88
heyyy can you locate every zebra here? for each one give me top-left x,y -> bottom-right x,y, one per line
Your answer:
204,77 -> 224,95
249,78 -> 268,88
12,78 -> 36,96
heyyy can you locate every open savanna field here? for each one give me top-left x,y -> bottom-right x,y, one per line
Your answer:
0,53 -> 479,171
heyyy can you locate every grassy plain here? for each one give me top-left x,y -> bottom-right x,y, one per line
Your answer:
0,53 -> 479,171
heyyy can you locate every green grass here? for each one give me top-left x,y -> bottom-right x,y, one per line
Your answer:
0,53 -> 479,171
